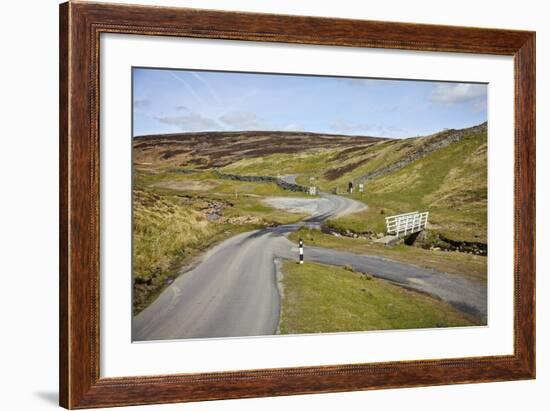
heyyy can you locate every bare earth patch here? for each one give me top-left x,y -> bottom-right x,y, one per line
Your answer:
263,196 -> 328,215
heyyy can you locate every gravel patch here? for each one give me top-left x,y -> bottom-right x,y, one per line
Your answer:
263,196 -> 329,215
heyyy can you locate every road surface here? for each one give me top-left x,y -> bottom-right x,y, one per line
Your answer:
133,184 -> 486,341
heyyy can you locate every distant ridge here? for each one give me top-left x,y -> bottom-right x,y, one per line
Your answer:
133,130 -> 388,169
134,130 -> 389,141
133,124 -> 487,171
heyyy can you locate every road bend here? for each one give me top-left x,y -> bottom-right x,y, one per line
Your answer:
133,187 -> 486,341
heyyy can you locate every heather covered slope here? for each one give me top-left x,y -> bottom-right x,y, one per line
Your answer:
220,123 -> 486,192
215,124 -> 487,243
133,130 -> 386,171
133,123 -> 487,243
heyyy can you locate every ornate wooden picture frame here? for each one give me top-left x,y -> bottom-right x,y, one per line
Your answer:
59,1 -> 535,408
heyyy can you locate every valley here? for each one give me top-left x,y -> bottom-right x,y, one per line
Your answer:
132,123 -> 488,339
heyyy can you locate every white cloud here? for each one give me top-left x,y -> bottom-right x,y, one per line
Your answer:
329,119 -> 401,137
282,123 -> 304,132
471,99 -> 488,114
154,113 -> 222,131
219,112 -> 265,130
329,119 -> 371,134
428,83 -> 486,105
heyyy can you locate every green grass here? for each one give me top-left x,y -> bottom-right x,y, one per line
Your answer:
132,126 -> 487,313
314,137 -> 429,190
288,228 -> 486,283
327,130 -> 487,242
136,170 -> 310,225
220,149 -> 338,177
220,135 -> 429,190
215,128 -> 487,244
325,207 -> 390,235
137,169 -> 310,198
133,189 -> 215,280
218,137 -> 425,190
278,260 -> 476,334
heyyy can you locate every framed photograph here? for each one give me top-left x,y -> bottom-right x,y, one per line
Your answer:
59,1 -> 535,408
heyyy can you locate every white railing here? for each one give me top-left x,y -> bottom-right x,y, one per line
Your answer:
385,211 -> 429,237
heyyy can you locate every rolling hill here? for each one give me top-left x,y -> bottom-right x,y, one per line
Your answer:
133,123 -> 487,243
132,123 -> 487,312
133,130 -> 386,171
216,123 -> 488,243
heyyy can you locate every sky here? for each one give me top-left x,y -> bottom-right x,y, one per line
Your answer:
132,68 -> 487,139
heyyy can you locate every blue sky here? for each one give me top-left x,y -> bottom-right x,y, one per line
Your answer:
133,68 -> 487,139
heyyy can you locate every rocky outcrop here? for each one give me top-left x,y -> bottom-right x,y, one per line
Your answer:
322,223 -> 487,255
213,170 -> 309,193
408,230 -> 487,255
356,122 -> 487,184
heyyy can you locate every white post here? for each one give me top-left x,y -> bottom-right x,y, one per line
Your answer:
299,238 -> 304,264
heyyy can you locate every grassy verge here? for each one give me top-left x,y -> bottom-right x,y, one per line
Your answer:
132,189 -> 262,314
288,228 -> 486,283
325,206 -> 390,235
278,260 -> 476,334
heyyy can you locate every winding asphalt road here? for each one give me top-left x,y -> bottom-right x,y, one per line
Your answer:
133,181 -> 486,341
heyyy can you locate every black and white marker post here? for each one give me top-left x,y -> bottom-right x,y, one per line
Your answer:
299,238 -> 304,264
